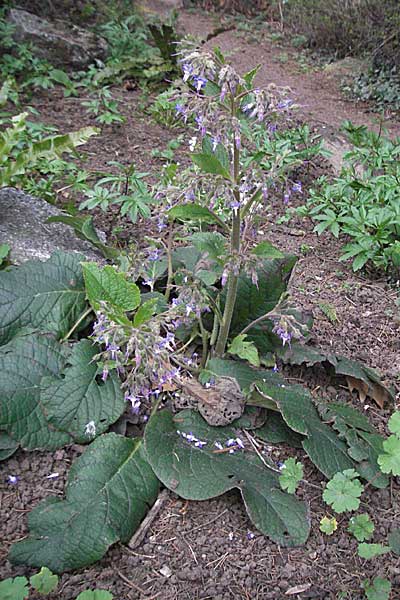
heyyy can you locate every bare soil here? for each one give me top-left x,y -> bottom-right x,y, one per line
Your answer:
1,4 -> 400,600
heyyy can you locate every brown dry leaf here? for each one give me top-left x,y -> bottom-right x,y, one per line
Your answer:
182,377 -> 245,426
285,583 -> 312,595
346,375 -> 388,409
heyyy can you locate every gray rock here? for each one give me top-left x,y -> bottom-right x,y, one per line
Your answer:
0,188 -> 105,264
8,9 -> 107,70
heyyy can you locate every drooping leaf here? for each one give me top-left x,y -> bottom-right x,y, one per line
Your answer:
357,543 -> 391,559
0,577 -> 29,600
133,299 -> 158,327
202,136 -> 230,171
228,256 -> 297,354
319,516 -> 338,535
168,204 -> 223,226
144,409 -> 310,547
9,434 -> 159,573
363,577 -> 391,600
0,333 -> 71,450
279,458 -> 303,494
322,469 -> 363,513
30,567 -> 59,594
40,340 -> 125,442
191,152 -> 230,179
82,263 -> 140,312
283,346 -> 394,407
0,252 -> 87,345
347,514 -> 375,542
47,215 -> 119,260
255,412 -> 304,448
0,431 -> 19,460
191,232 -> 227,262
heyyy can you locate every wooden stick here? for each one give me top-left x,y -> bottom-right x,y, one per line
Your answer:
128,489 -> 170,550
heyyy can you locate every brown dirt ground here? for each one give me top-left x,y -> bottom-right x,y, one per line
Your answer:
1,4 -> 400,600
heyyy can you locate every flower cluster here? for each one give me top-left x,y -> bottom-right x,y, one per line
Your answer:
176,430 -> 207,448
176,430 -> 246,454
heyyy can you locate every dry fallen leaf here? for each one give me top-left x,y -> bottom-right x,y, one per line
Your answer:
285,583 -> 312,595
346,375 -> 389,409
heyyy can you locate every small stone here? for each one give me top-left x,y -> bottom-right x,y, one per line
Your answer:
159,565 -> 172,578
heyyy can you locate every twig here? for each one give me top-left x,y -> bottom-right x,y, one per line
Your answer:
128,488 -> 170,549
117,570 -> 150,596
61,307 -> 93,342
190,508 -> 228,533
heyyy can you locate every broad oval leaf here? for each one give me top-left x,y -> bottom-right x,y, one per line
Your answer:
0,333 -> 71,450
145,409 -> 310,547
9,434 -> 159,573
40,340 -> 125,442
0,431 -> 19,461
0,251 -> 87,345
82,262 -> 140,312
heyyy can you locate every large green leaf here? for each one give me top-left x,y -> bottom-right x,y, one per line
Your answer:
0,252 -> 87,345
40,340 -> 125,442
0,333 -> 71,450
9,434 -> 159,573
191,231 -> 227,261
82,262 -> 140,312
145,409 -> 310,546
47,214 -> 119,260
191,152 -> 231,179
0,431 -> 19,460
207,358 -> 354,479
228,256 -> 297,354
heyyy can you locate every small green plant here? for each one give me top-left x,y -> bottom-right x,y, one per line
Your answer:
322,469 -> 363,513
279,457 -> 303,494
79,161 -> 156,222
377,410 -> 400,476
299,121 -> 400,272
82,87 -> 125,126
351,66 -> 400,112
319,516 -> 338,535
363,577 -> 391,600
0,112 -> 98,189
347,514 -> 374,542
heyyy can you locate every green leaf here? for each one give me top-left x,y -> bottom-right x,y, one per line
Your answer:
357,543 -> 391,559
0,577 -> 29,600
191,231 -> 227,261
191,152 -> 231,179
347,514 -> 375,541
144,409 -> 310,547
82,263 -> 140,312
30,567 -> 59,594
388,528 -> 400,556
0,431 -> 19,460
206,357 -> 354,479
363,577 -> 391,600
75,591 -> 114,600
47,215 -> 119,260
9,434 -> 159,573
319,516 -> 338,535
168,204 -> 222,226
0,333 -> 71,450
201,136 -> 230,171
228,334 -> 260,367
323,469 -> 364,513
279,458 -> 303,494
133,299 -> 158,327
227,256 -> 297,355
252,241 -> 284,259
378,435 -> 400,475
0,252 -> 87,345
255,412 -> 304,447
0,243 -> 10,266
388,411 -> 400,436
40,340 -> 125,442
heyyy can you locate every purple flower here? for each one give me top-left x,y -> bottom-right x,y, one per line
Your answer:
195,114 -> 206,136
143,278 -> 154,289
234,133 -> 241,149
7,475 -> 19,485
193,75 -> 207,92
182,63 -> 193,82
229,199 -> 241,210
262,186 -> 268,200
273,326 -> 292,347
221,270 -> 229,287
211,136 -> 220,152
226,438 -> 236,447
283,191 -> 291,204
277,99 -> 293,110
175,103 -> 185,115
292,181 -> 302,193
148,248 -> 161,261
242,102 -> 254,114
214,441 -> 223,450
106,343 -> 119,360
247,531 -> 255,540
194,440 -> 207,448
101,366 -> 109,382
235,437 -> 245,449
157,218 -> 167,232
185,189 -> 195,201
